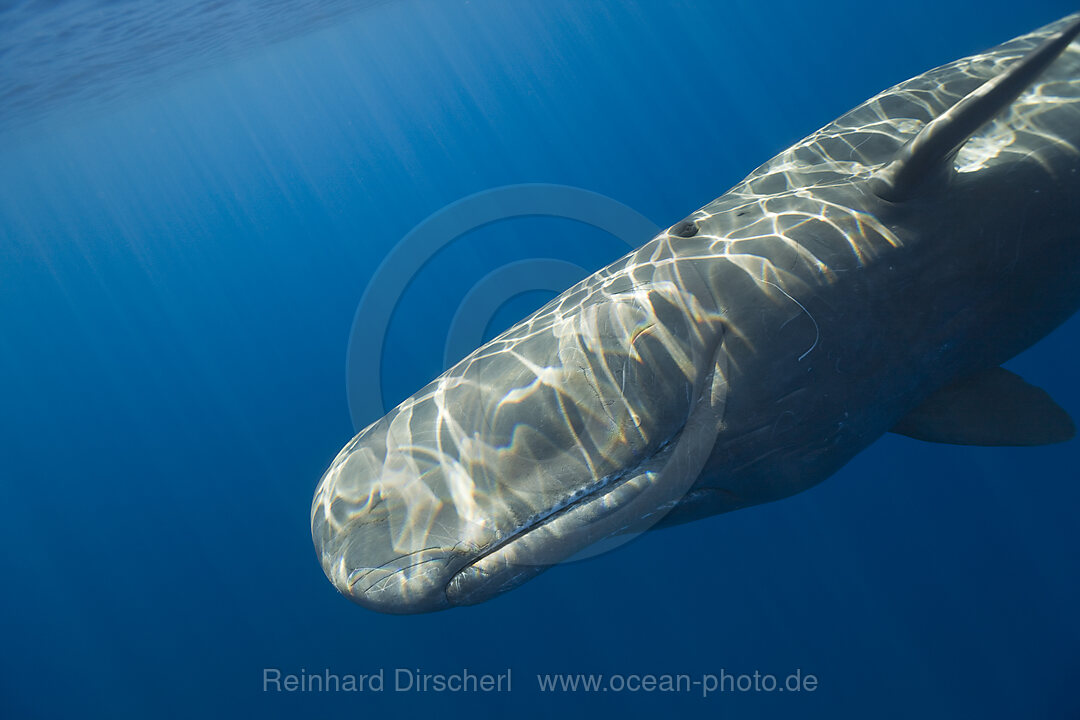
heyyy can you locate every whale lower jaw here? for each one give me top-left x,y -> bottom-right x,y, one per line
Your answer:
447,451 -> 682,608
448,343 -> 730,607
447,429 -> 723,606
446,456 -> 664,606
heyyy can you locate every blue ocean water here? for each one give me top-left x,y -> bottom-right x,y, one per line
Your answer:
1,1 -> 1078,718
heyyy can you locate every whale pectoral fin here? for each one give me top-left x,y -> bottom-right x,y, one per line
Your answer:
891,367 -> 1076,446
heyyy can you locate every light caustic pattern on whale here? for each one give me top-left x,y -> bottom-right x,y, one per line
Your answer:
313,14 -> 1080,613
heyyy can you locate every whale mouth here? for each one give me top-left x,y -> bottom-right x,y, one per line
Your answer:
312,419 -> 686,615
445,437 -> 683,607
323,434 -> 685,615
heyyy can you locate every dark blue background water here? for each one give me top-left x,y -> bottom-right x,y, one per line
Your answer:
2,1 -> 1078,718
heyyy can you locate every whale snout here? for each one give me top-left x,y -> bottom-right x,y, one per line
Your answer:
311,506 -> 464,613
310,416 -> 497,614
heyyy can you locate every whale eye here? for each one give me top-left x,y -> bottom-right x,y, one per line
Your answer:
670,220 -> 698,238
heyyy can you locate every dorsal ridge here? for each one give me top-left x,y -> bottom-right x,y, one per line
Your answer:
872,13 -> 1080,202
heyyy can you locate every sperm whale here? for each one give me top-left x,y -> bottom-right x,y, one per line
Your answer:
312,13 -> 1080,613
